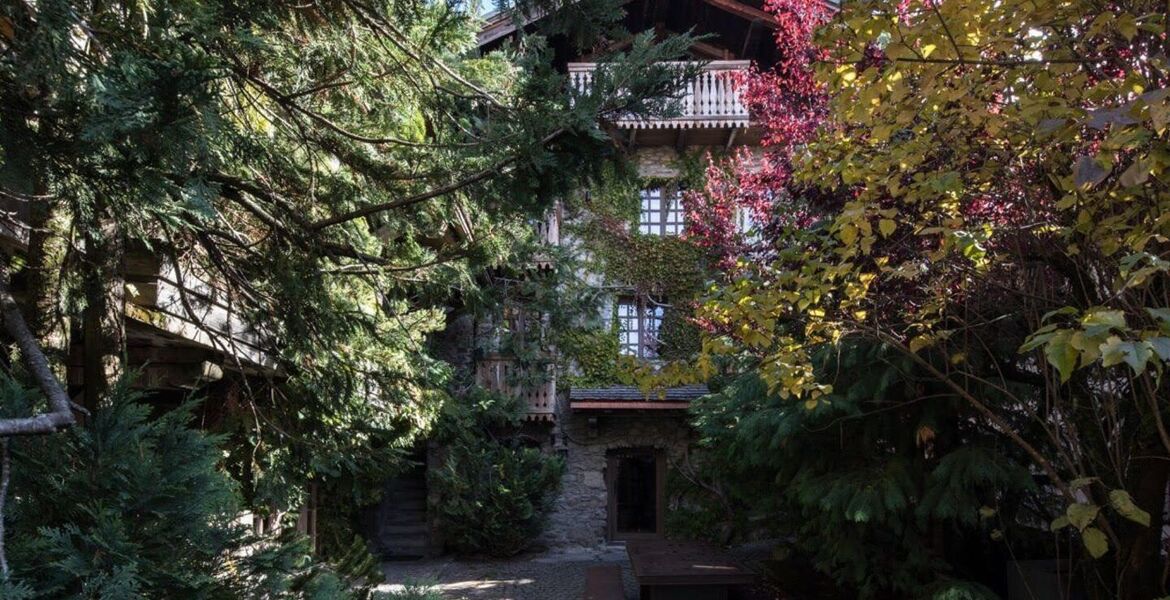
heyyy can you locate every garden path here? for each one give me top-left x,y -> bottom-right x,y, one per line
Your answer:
378,542 -> 779,600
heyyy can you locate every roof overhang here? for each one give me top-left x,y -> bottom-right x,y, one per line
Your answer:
569,384 -> 708,412
570,400 -> 691,412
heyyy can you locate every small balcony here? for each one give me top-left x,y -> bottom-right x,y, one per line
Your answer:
475,355 -> 556,422
567,60 -> 758,147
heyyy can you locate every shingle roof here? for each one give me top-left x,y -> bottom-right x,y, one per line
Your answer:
569,384 -> 710,402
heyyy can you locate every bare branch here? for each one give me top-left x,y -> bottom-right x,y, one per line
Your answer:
0,262 -> 75,436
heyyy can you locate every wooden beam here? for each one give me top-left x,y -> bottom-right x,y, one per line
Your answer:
700,0 -> 778,28
675,128 -> 688,152
726,127 -> 739,149
741,18 -> 762,58
689,39 -> 734,59
578,36 -> 635,62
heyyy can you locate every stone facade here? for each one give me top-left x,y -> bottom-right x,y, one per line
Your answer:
634,146 -> 683,178
541,411 -> 693,548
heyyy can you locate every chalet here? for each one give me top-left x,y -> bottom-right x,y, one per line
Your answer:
367,0 -> 774,555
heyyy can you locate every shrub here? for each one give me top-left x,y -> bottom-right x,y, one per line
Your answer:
0,377 -> 376,598
383,580 -> 443,600
432,439 -> 563,557
431,387 -> 564,557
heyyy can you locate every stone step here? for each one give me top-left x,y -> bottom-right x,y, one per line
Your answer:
380,513 -> 426,526
383,491 -> 425,500
380,523 -> 428,536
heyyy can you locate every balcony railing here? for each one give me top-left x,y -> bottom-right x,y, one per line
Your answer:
475,355 -> 556,422
568,61 -> 751,130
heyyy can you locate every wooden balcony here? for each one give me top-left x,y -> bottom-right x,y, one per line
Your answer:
568,61 -> 759,147
475,355 -> 556,422
121,251 -> 274,371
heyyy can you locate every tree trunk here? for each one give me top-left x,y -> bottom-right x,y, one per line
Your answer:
80,209 -> 125,411
1118,448 -> 1169,599
23,191 -> 69,372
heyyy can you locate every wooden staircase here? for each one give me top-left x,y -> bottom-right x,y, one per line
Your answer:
370,467 -> 432,560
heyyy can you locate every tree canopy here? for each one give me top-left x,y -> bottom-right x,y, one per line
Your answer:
666,0 -> 1170,596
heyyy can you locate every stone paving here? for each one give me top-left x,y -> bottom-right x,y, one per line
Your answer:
377,546 -> 637,599
378,542 -> 779,600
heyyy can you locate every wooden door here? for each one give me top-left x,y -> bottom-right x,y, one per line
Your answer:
606,448 -> 666,540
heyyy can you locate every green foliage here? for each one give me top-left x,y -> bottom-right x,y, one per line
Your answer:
580,219 -> 707,301
663,456 -> 740,544
383,580 -> 443,600
432,442 -> 564,557
686,341 -> 1038,598
657,307 -> 701,361
0,376 -> 383,599
5,382 -> 238,597
1,0 -> 699,543
557,324 -> 622,388
678,1 -> 1170,593
430,388 -> 564,557
554,160 -> 710,385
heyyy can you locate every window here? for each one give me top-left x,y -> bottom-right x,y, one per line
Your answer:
638,188 -> 684,236
617,296 -> 664,359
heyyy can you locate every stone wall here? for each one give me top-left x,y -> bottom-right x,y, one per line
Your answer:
634,146 -> 682,178
541,411 -> 693,548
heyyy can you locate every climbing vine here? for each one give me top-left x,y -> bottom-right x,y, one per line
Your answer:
555,152 -> 717,385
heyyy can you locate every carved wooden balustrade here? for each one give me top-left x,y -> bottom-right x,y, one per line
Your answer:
475,355 -> 557,422
567,61 -> 752,130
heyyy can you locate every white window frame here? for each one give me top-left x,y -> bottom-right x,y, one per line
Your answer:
638,188 -> 685,236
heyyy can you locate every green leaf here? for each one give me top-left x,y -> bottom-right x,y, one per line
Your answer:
1050,515 -> 1070,531
1044,330 -> 1079,382
1109,489 -> 1151,527
1100,336 -> 1129,368
1066,502 -> 1099,531
878,219 -> 897,237
1147,337 -> 1170,361
1119,157 -> 1150,187
1074,156 -> 1110,189
1148,307 -> 1170,325
1081,309 -> 1127,337
1019,328 -> 1056,353
1082,526 -> 1109,559
1099,337 -> 1154,373
1041,307 -> 1078,322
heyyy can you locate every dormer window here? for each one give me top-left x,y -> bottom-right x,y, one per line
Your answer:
638,188 -> 684,236
617,296 -> 664,359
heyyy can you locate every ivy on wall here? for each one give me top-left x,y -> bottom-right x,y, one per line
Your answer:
557,324 -> 621,389
554,150 -> 720,387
